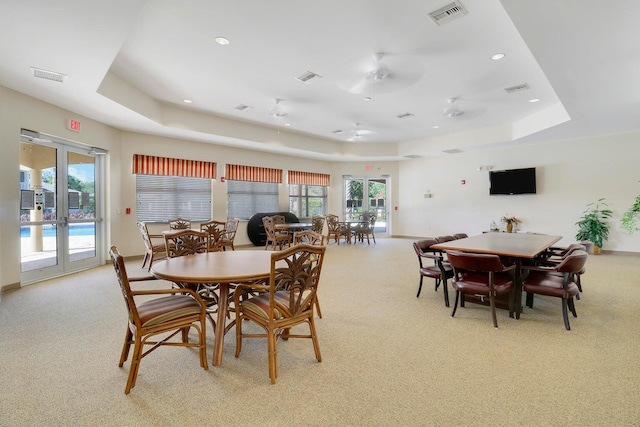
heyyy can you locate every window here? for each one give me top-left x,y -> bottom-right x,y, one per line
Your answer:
136,175 -> 211,222
289,184 -> 327,219
227,180 -> 278,220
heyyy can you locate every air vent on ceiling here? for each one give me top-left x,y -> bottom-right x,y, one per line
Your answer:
332,129 -> 344,134
442,148 -> 464,154
397,112 -> 415,119
32,67 -> 66,83
234,104 -> 252,111
504,83 -> 531,94
427,1 -> 468,26
404,154 -> 422,159
296,71 -> 323,84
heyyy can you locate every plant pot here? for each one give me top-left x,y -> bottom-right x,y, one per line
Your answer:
592,245 -> 601,255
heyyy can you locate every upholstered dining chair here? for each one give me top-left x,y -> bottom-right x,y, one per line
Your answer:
535,243 -> 588,294
137,221 -> 166,271
164,229 -> 209,258
233,244 -> 326,384
293,230 -> 326,317
522,250 -> 588,330
413,239 -> 453,307
262,216 -> 291,250
453,233 -> 468,239
446,250 -> 516,328
200,220 -> 226,252
325,214 -> 351,244
168,217 -> 191,230
109,247 -> 208,394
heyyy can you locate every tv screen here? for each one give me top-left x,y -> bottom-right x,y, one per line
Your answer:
489,167 -> 536,195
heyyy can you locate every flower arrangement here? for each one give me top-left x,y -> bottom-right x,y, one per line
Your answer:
501,215 -> 521,225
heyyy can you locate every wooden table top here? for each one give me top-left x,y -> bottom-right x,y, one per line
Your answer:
151,250 -> 273,284
431,233 -> 562,258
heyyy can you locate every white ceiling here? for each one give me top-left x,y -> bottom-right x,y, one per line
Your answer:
1,0 -> 639,161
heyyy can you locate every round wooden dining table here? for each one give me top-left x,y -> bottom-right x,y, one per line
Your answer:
151,250 -> 273,366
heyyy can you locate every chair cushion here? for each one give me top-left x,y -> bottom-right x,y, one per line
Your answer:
137,295 -> 202,327
239,291 -> 290,319
523,272 -> 579,298
453,272 -> 513,296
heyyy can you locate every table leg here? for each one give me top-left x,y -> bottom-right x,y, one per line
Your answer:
514,260 -> 522,319
212,283 -> 229,366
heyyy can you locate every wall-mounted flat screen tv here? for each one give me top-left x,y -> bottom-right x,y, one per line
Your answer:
489,167 -> 536,195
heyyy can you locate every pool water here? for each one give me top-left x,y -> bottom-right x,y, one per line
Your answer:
20,224 -> 96,238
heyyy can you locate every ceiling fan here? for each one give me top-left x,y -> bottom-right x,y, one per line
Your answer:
443,98 -> 464,117
340,52 -> 425,96
347,122 -> 374,141
268,98 -> 287,119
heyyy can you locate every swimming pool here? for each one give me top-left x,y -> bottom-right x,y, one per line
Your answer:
20,223 -> 96,238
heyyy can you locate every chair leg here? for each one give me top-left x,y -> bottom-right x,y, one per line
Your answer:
451,291 -> 460,317
442,279 -> 450,307
490,294 -> 498,328
141,253 -> 149,269
561,298 -> 571,330
526,292 -> 534,308
568,297 -> 577,317
125,336 -> 143,394
315,297 -> 323,318
235,314 -> 243,357
416,276 -> 424,298
268,330 -> 278,384
119,327 -> 133,366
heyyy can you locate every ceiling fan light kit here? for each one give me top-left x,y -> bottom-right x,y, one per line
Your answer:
443,98 -> 463,117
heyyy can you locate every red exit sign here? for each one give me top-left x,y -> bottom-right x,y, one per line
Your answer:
68,119 -> 81,132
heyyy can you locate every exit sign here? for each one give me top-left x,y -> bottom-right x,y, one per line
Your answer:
68,119 -> 81,132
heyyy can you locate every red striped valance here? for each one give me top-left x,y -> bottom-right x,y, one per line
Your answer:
288,170 -> 330,186
226,164 -> 282,183
132,154 -> 216,179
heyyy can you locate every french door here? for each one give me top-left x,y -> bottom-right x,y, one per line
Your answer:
19,131 -> 103,284
343,176 -> 389,235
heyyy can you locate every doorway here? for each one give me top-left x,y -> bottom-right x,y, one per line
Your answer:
19,130 -> 104,284
343,176 -> 389,235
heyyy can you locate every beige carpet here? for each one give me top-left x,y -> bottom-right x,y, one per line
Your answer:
1,238 -> 639,426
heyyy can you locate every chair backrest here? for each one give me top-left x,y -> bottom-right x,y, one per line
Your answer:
269,244 -> 326,317
272,215 -> 286,225
325,214 -> 340,232
262,216 -> 276,238
436,235 -> 455,243
169,218 -> 191,230
137,221 -> 153,251
110,246 -> 139,326
200,220 -> 226,250
579,240 -> 594,254
293,230 -> 325,246
453,233 -> 468,239
413,239 -> 440,267
555,250 -> 588,274
311,215 -> 325,233
446,250 -> 507,273
164,229 -> 209,258
362,212 -> 377,230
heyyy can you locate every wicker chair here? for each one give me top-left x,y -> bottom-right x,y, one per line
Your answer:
137,221 -> 166,271
164,229 -> 209,258
353,211 -> 376,245
168,217 -> 191,230
325,214 -> 351,244
200,220 -> 226,252
233,244 -> 326,383
218,218 -> 239,251
109,247 -> 208,394
311,215 -> 325,234
262,216 -> 291,250
293,230 -> 326,317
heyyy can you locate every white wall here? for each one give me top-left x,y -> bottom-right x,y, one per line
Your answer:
397,135 -> 640,252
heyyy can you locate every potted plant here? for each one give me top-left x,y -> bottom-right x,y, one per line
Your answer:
501,215 -> 521,233
621,194 -> 640,234
575,198 -> 613,254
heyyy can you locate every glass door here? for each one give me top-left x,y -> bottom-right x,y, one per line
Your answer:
19,133 -> 103,284
343,176 -> 389,235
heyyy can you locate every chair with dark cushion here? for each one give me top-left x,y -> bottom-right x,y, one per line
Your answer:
453,233 -> 468,239
522,250 -> 589,330
446,250 -> 516,328
137,221 -> 166,271
413,239 -> 453,307
435,235 -> 456,244
536,243 -> 588,293
109,247 -> 208,394
233,244 -> 326,384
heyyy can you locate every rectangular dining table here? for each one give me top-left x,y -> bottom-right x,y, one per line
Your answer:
151,250 -> 274,365
431,232 -> 562,318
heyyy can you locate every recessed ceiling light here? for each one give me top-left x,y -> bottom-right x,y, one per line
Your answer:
491,53 -> 505,61
528,98 -> 540,103
214,36 -> 229,45
284,123 -> 291,127
433,125 -> 440,129
183,99 -> 192,104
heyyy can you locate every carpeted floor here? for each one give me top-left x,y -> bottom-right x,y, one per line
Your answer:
1,238 -> 639,426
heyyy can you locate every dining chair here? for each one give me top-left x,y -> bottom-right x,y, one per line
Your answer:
293,230 -> 326,317
218,218 -> 239,251
200,219 -> 226,252
137,221 -> 167,271
446,250 -> 516,328
453,233 -> 468,239
311,215 -> 325,234
109,246 -> 208,394
435,235 -> 456,243
233,244 -> 326,384
168,217 -> 191,230
353,211 -> 377,245
413,239 -> 453,306
262,216 -> 291,250
164,229 -> 209,258
535,243 -> 588,294
325,214 -> 351,244
522,250 -> 588,330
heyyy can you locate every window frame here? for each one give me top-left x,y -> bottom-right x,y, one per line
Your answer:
289,184 -> 328,219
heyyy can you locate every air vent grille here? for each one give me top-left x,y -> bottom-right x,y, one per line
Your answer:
296,71 -> 323,83
404,154 -> 422,159
427,1 -> 468,26
505,83 -> 531,94
442,148 -> 464,154
32,67 -> 66,83
234,104 -> 252,111
397,112 -> 415,119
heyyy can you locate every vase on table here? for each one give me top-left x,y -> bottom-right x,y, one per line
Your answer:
506,222 -> 513,233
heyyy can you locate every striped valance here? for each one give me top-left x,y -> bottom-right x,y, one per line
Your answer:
132,154 -> 216,179
226,164 -> 283,183
288,170 -> 330,186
